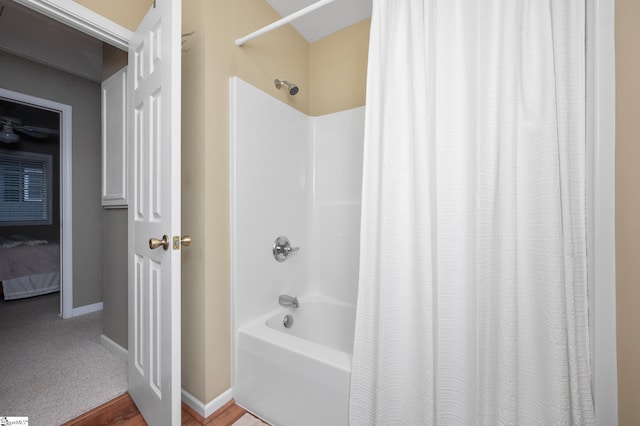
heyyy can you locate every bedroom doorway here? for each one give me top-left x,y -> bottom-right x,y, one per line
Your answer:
0,88 -> 73,318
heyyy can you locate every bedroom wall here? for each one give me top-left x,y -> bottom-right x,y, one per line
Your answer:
0,50 -> 103,308
101,208 -> 127,347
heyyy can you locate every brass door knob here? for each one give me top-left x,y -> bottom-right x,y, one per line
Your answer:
172,235 -> 192,250
149,235 -> 169,250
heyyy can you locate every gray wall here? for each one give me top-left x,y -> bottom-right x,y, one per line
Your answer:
101,209 -> 127,348
101,49 -> 129,349
1,49 -> 129,349
0,50 -> 102,309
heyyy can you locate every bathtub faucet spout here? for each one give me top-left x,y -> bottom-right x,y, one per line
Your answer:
279,294 -> 299,309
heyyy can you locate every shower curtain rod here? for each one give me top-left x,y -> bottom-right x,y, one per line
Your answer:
235,0 -> 338,46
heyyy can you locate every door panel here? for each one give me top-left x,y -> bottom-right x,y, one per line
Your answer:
127,0 -> 181,424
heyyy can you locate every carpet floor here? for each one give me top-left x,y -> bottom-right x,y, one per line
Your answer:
0,293 -> 127,425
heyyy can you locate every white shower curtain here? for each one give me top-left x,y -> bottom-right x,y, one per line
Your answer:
350,1 -> 595,425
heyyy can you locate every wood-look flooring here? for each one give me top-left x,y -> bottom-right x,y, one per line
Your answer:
62,392 -> 253,426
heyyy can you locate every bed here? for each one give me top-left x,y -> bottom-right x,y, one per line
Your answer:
0,235 -> 60,300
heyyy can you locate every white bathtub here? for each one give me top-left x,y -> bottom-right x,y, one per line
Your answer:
233,296 -> 355,426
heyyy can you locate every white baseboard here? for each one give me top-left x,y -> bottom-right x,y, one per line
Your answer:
100,334 -> 128,362
94,335 -> 232,420
72,301 -> 103,317
181,388 -> 233,419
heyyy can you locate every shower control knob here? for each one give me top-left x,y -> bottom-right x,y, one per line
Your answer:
273,236 -> 299,262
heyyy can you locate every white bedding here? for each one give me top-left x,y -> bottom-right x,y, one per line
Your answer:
2,272 -> 60,300
0,235 -> 48,249
0,236 -> 60,300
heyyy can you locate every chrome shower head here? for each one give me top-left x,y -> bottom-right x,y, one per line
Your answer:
274,79 -> 299,96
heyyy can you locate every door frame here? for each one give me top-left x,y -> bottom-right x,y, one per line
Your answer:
7,1 -> 132,320
12,0 -> 132,50
0,87 -> 73,318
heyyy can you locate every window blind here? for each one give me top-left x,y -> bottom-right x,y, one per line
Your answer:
0,150 -> 52,225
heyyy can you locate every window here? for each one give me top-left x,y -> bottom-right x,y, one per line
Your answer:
0,150 -> 52,225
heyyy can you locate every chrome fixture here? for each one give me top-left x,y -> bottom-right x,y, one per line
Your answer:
279,294 -> 299,309
283,314 -> 294,328
273,236 -> 300,262
274,79 -> 299,96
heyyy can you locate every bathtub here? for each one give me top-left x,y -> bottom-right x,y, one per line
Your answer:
233,296 -> 355,426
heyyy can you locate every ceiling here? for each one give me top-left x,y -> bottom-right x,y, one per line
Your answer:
0,0 -> 103,81
264,0 -> 372,42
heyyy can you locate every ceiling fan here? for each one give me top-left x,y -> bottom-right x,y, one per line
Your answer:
0,115 -> 60,144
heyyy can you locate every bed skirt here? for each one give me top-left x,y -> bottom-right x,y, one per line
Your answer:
2,272 -> 60,300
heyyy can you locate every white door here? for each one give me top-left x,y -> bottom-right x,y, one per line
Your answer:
127,0 -> 182,425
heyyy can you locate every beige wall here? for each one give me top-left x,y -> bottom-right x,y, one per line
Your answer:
73,0 -> 153,31
181,0 -> 208,399
66,0 -> 369,404
182,0 -> 311,403
180,0 -> 369,403
51,1 -> 640,420
310,19 -> 370,116
616,0 -> 640,424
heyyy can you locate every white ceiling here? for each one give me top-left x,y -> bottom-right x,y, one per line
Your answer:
264,0 -> 372,43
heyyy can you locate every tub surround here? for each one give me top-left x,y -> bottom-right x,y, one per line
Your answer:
230,76 -> 365,425
230,76 -> 364,331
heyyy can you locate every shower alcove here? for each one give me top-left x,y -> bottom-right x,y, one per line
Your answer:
230,76 -> 364,426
